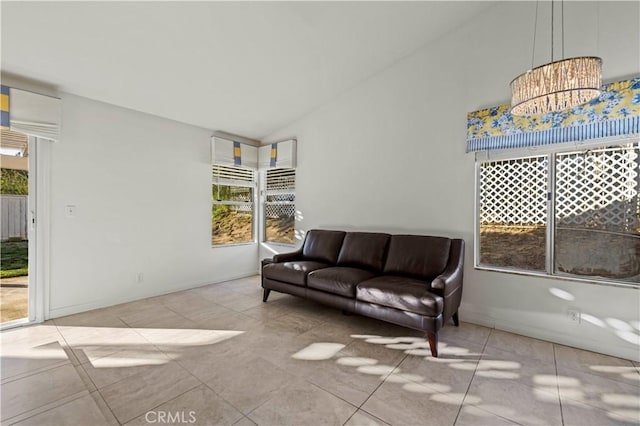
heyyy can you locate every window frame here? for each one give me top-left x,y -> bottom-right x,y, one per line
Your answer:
474,135 -> 640,289
260,167 -> 296,246
211,165 -> 257,247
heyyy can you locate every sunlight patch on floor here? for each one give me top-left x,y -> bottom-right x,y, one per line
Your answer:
335,357 -> 377,367
356,364 -> 396,375
291,342 -> 345,360
475,370 -> 520,379
131,328 -> 244,346
89,353 -> 168,368
1,342 -> 67,360
608,409 -> 640,423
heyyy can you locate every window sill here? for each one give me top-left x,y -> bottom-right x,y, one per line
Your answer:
211,241 -> 256,248
474,265 -> 640,290
262,241 -> 296,248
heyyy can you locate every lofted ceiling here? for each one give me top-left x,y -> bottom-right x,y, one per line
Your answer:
1,1 -> 495,140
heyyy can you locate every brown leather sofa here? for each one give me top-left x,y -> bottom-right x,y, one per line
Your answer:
261,229 -> 465,357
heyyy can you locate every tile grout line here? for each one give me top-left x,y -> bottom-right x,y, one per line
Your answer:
198,381 -> 250,422
127,295 -> 339,422
239,372 -> 298,421
3,389 -> 89,426
1,325 -> 115,425
87,390 -> 122,426
0,358 -> 70,385
2,323 -> 71,385
347,408 -> 391,426
451,328 -> 492,425
117,378 -> 202,425
303,381 -> 362,424
19,285 -> 640,426
300,377 -> 360,411
456,329 -> 535,426
454,329 -> 533,426
550,354 -> 640,389
466,332 -> 636,424
111,339 -> 214,424
349,352 -> 410,418
553,344 -> 565,426
170,353 -> 255,419
56,316 -> 204,425
53,322 -> 123,425
111,311 -> 210,422
322,341 -> 413,426
71,316 -> 175,395
76,363 -> 122,425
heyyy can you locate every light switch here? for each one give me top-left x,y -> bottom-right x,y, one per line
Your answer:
65,205 -> 76,218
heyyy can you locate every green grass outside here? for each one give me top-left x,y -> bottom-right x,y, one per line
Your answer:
1,241 -> 28,278
1,267 -> 28,278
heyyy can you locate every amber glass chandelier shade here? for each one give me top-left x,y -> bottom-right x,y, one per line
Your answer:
510,56 -> 602,116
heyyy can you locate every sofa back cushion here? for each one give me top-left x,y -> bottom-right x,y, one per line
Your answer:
337,232 -> 390,272
302,230 -> 346,264
383,235 -> 451,280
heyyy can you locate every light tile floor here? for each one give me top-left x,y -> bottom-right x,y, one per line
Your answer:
1,275 -> 639,425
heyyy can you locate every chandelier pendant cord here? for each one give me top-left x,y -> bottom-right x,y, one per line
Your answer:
531,1 -> 539,70
561,0 -> 565,60
551,0 -> 554,62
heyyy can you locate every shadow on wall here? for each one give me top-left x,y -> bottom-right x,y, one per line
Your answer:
549,287 -> 640,346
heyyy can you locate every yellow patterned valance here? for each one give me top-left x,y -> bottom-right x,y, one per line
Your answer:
467,77 -> 640,152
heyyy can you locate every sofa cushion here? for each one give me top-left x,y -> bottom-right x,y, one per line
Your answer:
308,267 -> 376,298
356,276 -> 443,316
383,235 -> 451,280
263,261 -> 330,286
337,232 -> 390,272
302,230 -> 346,264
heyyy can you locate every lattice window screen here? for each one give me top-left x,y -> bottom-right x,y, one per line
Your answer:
556,144 -> 640,232
265,168 -> 295,219
479,156 -> 548,225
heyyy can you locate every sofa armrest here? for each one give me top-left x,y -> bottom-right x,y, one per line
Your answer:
273,248 -> 304,263
431,239 -> 465,296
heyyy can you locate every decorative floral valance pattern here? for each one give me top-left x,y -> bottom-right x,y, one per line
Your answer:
467,77 -> 640,152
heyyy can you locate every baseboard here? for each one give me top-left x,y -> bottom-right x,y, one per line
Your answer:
457,307 -> 495,329
47,270 -> 259,319
459,303 -> 640,362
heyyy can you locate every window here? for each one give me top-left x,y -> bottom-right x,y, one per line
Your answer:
264,168 -> 295,244
477,140 -> 640,285
479,155 -> 548,272
212,165 -> 255,246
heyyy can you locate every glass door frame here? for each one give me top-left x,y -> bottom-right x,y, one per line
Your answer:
1,136 -> 49,329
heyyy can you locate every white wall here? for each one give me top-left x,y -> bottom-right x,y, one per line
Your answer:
48,94 -> 258,317
263,1 -> 640,360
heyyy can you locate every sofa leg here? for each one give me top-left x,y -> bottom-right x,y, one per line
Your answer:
452,311 -> 460,327
262,289 -> 271,303
427,332 -> 438,358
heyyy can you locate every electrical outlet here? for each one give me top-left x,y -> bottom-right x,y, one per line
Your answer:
568,309 -> 581,323
136,272 -> 144,283
65,205 -> 77,218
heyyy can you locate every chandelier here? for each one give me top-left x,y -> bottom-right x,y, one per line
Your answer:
510,1 -> 602,116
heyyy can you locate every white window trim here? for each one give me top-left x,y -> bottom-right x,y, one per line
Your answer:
261,168 -> 296,246
474,136 -> 640,289
211,165 -> 257,247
